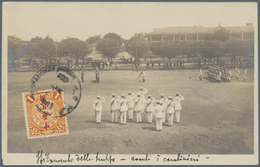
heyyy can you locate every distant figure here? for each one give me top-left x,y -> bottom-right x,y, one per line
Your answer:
154,100 -> 163,131
137,70 -> 146,82
243,68 -> 247,81
81,69 -> 85,82
235,67 -> 240,79
174,93 -> 184,123
93,96 -> 106,123
95,69 -> 100,83
198,68 -> 203,80
110,94 -> 120,123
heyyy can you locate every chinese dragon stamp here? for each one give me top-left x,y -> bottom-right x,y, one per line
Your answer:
23,90 -> 69,139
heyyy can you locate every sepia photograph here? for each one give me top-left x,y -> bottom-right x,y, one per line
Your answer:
2,2 -> 258,165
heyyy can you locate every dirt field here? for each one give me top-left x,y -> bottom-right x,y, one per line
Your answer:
7,69 -> 254,154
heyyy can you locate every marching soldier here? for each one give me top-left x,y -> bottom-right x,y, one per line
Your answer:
110,94 -> 120,123
145,95 -> 156,123
134,94 -> 144,123
166,96 -> 177,126
174,93 -> 184,123
93,96 -> 106,123
243,68 -> 247,81
126,91 -> 136,120
160,94 -> 167,123
154,100 -> 163,131
119,94 -> 134,125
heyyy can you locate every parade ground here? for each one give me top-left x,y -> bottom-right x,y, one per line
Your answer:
8,69 -> 254,154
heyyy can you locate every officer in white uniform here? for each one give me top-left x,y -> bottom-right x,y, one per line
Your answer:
93,96 -> 106,123
160,94 -> 167,123
126,91 -> 136,120
166,96 -> 177,126
134,94 -> 144,123
145,95 -> 156,123
154,100 -> 163,131
110,94 -> 120,123
138,87 -> 148,120
174,93 -> 184,123
119,94 -> 129,125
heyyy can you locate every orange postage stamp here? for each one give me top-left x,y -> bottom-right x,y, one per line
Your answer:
22,90 -> 69,139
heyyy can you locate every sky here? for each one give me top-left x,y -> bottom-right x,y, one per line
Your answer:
3,2 -> 257,42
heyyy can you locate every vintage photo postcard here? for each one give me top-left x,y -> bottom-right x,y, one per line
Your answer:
2,2 -> 258,165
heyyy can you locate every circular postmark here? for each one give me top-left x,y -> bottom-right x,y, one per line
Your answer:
29,65 -> 82,118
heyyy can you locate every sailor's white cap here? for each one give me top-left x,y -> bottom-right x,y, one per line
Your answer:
161,94 -> 164,97
168,96 -> 172,99
128,91 -> 131,94
148,95 -> 151,98
97,95 -> 100,99
140,87 -> 143,90
121,94 -> 125,97
156,100 -> 161,104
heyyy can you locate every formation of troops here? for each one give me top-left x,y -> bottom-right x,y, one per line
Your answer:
93,87 -> 184,131
206,66 -> 247,82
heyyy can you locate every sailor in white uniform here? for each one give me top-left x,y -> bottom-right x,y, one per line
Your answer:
126,91 -> 136,120
145,95 -> 156,123
134,94 -> 144,123
154,100 -> 163,131
119,94 -> 132,125
166,96 -> 177,126
174,93 -> 184,123
93,96 -> 106,123
160,94 -> 168,123
138,87 -> 148,120
110,94 -> 120,123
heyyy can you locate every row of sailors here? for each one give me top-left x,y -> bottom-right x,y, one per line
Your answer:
93,88 -> 184,131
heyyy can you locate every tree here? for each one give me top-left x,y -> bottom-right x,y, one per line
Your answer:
96,38 -> 120,62
24,42 -> 37,68
86,35 -> 102,45
180,42 -> 200,59
31,36 -> 43,43
155,42 -> 182,61
8,35 -> 23,61
60,38 -> 91,66
199,40 -> 225,65
224,39 -> 254,66
126,33 -> 150,62
104,33 -> 122,45
34,39 -> 56,65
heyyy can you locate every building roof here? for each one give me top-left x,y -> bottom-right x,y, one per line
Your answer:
151,24 -> 254,34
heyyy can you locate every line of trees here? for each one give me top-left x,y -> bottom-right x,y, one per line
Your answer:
8,31 -> 254,69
